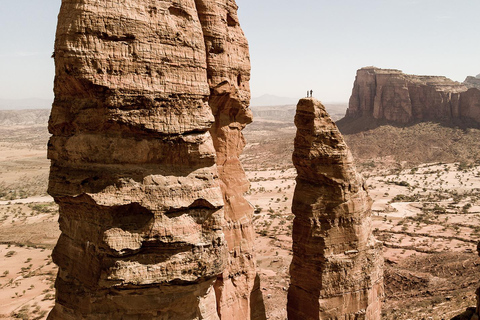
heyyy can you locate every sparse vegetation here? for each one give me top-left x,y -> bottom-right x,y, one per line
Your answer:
5,250 -> 17,258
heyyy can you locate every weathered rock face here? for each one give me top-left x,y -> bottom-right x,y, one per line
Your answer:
346,67 -> 480,124
464,75 -> 480,90
48,0 -> 262,319
288,98 -> 383,319
194,1 -> 265,318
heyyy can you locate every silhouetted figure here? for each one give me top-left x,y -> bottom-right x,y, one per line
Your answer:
310,90 -> 313,97
306,90 -> 309,97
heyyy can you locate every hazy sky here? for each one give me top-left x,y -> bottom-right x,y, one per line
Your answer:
0,1 -> 60,101
1,0 -> 479,103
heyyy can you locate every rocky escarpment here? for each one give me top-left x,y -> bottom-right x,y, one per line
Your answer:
288,98 -> 383,319
345,67 -> 480,125
464,74 -> 480,90
47,0 -> 263,319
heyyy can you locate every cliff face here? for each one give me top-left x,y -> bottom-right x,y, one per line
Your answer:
194,1 -> 265,318
47,0 -> 263,319
288,98 -> 383,319
346,67 -> 480,124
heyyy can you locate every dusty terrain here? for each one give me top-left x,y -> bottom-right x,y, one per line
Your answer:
243,162 -> 480,320
0,109 -> 58,320
338,119 -> 480,168
2,107 -> 480,319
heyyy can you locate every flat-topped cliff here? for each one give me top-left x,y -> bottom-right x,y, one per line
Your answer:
344,67 -> 480,125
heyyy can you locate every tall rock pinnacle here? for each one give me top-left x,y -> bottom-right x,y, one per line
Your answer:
47,0 -> 263,319
194,0 -> 265,318
288,98 -> 384,319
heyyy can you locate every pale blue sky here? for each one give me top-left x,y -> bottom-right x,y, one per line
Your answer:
0,1 -> 60,101
1,0 -> 479,103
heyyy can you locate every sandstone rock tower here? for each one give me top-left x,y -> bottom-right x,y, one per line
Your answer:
288,98 -> 383,319
47,0 -> 263,319
194,1 -> 264,318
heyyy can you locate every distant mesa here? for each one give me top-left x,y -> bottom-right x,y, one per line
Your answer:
341,67 -> 480,127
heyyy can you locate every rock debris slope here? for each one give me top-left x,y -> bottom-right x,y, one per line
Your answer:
345,67 -> 480,124
288,98 -> 383,319
47,0 -> 263,319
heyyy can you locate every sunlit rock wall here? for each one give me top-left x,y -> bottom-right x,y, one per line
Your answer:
47,0 -> 263,319
288,98 -> 384,319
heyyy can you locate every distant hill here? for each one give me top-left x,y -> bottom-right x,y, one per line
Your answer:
251,102 -> 347,122
0,109 -> 50,126
0,98 -> 52,110
341,121 -> 480,166
250,104 -> 296,121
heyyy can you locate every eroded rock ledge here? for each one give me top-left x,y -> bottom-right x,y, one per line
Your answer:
47,0 -> 263,319
288,98 -> 384,319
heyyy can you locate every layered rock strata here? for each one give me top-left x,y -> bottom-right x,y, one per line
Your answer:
194,1 -> 265,318
48,0 -> 262,319
288,98 -> 383,319
345,67 -> 480,124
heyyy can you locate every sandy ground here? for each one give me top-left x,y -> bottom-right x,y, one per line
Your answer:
0,245 -> 57,319
0,123 -> 57,319
245,162 -> 480,320
0,125 -> 50,202
0,196 -> 53,205
0,200 -> 59,319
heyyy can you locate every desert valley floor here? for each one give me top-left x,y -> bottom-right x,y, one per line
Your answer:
1,108 -> 480,320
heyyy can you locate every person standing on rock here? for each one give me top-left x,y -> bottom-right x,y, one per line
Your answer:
306,90 -> 309,97
310,90 -> 313,97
